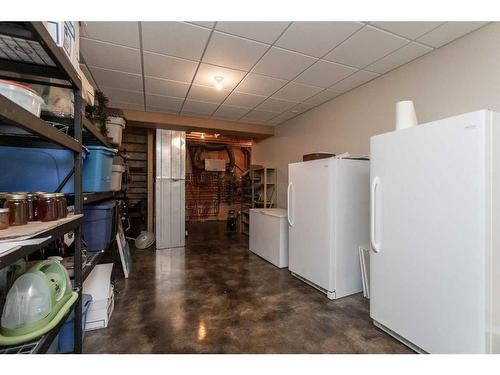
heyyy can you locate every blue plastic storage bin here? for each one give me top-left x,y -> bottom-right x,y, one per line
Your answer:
82,201 -> 116,252
57,294 -> 92,353
0,145 -> 115,193
83,146 -> 116,192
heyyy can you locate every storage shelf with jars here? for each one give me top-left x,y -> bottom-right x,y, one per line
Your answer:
0,21 -> 85,354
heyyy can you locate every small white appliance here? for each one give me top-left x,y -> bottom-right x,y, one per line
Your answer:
249,208 -> 288,268
370,110 -> 500,353
287,155 -> 370,299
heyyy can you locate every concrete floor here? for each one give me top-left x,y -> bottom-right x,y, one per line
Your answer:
83,221 -> 411,354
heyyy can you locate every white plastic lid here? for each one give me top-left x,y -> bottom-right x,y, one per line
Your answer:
1,273 -> 52,330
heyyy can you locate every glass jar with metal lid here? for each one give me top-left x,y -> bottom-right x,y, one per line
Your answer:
25,193 -> 37,221
37,193 -> 58,222
4,193 -> 28,226
55,193 -> 67,219
0,207 -> 9,230
32,192 -> 47,221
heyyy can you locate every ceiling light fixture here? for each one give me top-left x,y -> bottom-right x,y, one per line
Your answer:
201,133 -> 205,139
213,76 -> 224,91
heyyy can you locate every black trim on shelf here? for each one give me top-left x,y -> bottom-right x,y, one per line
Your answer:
66,192 -> 115,206
0,22 -> 81,89
0,95 -> 81,153
82,116 -> 113,148
0,218 -> 82,269
82,251 -> 104,282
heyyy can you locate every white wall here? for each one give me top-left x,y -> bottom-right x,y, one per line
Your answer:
252,23 -> 500,207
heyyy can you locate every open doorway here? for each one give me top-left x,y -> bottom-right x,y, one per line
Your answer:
185,132 -> 252,235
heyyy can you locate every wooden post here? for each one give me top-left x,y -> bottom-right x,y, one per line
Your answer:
147,129 -> 154,233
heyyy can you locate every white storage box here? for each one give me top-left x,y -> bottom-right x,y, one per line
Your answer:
85,284 -> 115,331
249,208 -> 289,268
106,117 -> 126,146
205,159 -> 225,171
44,21 -> 79,71
110,164 -> 125,191
83,263 -> 114,331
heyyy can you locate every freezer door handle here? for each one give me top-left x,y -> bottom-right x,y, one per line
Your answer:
370,176 -> 381,253
287,182 -> 294,227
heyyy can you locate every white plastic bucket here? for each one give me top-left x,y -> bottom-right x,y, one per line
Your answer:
110,164 -> 125,191
0,79 -> 44,117
105,117 -> 126,146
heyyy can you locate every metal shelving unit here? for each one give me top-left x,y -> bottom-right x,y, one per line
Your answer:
0,21 -> 85,354
251,167 -> 277,208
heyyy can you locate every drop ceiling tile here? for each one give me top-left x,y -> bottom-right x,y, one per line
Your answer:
203,31 -> 269,71
328,70 -> 379,94
193,63 -> 246,91
146,94 -> 184,112
417,22 -> 488,48
101,87 -> 144,104
255,98 -> 297,113
213,105 -> 250,120
294,60 -> 357,88
366,42 -> 433,74
89,66 -> 142,92
81,38 -> 142,74
235,73 -> 287,96
241,110 -> 278,123
143,52 -> 198,82
187,84 -> 231,104
223,91 -> 266,108
276,22 -> 364,57
144,76 -> 190,98
108,101 -> 144,111
252,47 -> 317,80
81,22 -> 140,48
141,22 -> 211,61
266,111 -> 297,126
272,82 -> 323,102
216,22 -> 289,44
182,99 -> 219,116
187,21 -> 215,29
290,102 -> 315,114
324,25 -> 409,68
304,89 -> 341,105
370,22 -> 444,39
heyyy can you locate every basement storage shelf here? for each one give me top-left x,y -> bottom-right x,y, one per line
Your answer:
0,21 -> 86,354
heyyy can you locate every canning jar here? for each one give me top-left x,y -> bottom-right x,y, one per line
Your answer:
37,193 -> 58,222
26,193 -> 36,221
33,192 -> 46,220
55,193 -> 67,219
0,208 -> 9,230
4,193 -> 28,226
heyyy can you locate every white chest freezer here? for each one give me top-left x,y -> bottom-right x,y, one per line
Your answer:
249,208 -> 288,268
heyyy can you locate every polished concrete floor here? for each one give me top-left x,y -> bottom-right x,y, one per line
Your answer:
83,222 -> 411,354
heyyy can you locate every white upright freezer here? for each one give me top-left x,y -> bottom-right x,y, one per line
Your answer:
370,110 -> 500,353
249,208 -> 288,268
287,156 -> 370,299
